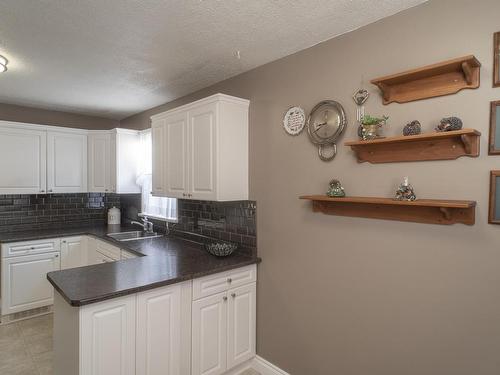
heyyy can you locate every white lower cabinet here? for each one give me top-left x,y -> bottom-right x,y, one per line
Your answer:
227,283 -> 256,369
191,265 -> 257,375
136,284 -> 185,375
192,292 -> 228,375
61,236 -> 87,269
192,283 -> 256,375
1,251 -> 60,315
80,295 -> 136,375
53,265 -> 257,375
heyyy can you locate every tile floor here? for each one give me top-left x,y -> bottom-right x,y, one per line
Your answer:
0,314 -> 53,375
0,313 -> 260,375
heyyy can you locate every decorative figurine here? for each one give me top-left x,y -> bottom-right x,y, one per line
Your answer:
395,176 -> 417,201
403,120 -> 422,136
359,115 -> 389,140
326,179 -> 346,197
435,117 -> 463,132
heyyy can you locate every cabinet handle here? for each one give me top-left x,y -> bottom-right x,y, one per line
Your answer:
62,240 -> 66,243
182,193 -> 187,197
48,189 -> 53,192
54,254 -> 59,258
231,293 -> 236,298
105,189 -> 108,192
223,296 -> 228,301
40,190 -> 45,193
227,278 -> 232,283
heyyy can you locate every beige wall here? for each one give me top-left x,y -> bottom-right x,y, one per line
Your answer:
0,102 -> 118,129
123,1 -> 500,373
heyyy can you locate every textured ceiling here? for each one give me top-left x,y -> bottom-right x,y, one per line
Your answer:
0,0 -> 426,119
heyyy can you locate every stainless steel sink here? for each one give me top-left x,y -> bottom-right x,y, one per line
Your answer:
107,231 -> 163,242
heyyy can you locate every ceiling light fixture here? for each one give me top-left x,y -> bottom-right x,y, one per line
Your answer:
0,55 -> 8,73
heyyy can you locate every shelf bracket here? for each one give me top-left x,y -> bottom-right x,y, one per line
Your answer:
377,83 -> 391,103
439,207 -> 452,221
460,134 -> 473,154
461,61 -> 473,85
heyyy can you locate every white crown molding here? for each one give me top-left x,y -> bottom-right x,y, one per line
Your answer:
150,93 -> 249,121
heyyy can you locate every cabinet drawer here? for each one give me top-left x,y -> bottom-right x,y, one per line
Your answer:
192,264 -> 256,301
2,238 -> 61,258
95,239 -> 121,260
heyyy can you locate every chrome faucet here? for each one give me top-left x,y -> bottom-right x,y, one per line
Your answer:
131,216 -> 154,234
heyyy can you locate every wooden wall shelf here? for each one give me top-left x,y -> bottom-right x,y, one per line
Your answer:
300,196 -> 476,225
344,129 -> 480,164
371,55 -> 481,104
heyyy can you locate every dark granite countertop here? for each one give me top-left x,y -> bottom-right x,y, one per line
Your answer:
0,225 -> 260,307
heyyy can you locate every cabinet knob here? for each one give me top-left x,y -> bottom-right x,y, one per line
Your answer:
231,293 -> 236,298
182,193 -> 187,197
223,296 -> 228,301
62,240 -> 66,243
227,278 -> 232,283
48,189 -> 53,193
40,190 -> 45,193
54,254 -> 59,258
30,247 -> 35,250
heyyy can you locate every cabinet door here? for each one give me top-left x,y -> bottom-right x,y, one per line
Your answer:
80,295 -> 136,375
0,126 -> 47,194
151,119 -> 166,196
192,291 -> 227,375
1,252 -> 60,315
227,283 -> 256,369
60,236 -> 87,269
88,133 -> 111,193
164,112 -> 188,198
47,131 -> 87,193
187,103 -> 217,200
136,284 -> 182,375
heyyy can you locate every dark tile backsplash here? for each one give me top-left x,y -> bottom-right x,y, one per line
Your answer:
0,193 -> 121,233
0,192 -> 257,256
120,195 -> 257,255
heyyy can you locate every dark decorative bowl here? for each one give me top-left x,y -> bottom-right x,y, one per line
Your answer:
204,241 -> 237,257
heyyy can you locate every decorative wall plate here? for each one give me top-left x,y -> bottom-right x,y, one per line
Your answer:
283,106 -> 306,135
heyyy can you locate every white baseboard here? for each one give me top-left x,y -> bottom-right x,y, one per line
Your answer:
222,355 -> 290,375
252,356 -> 290,375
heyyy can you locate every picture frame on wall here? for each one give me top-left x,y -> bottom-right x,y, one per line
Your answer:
489,101 -> 500,154
494,31 -> 500,87
489,170 -> 500,224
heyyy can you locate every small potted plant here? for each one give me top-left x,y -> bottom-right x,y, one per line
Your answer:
358,115 -> 389,140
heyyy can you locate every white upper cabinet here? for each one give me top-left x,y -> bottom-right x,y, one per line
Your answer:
88,132 -> 112,193
0,124 -> 47,194
88,129 -> 141,194
47,130 -> 88,193
112,129 -> 141,194
188,102 -> 217,201
158,111 -> 188,198
151,94 -> 249,201
151,120 -> 166,196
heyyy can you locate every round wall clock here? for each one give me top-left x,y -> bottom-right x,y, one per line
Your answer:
307,100 -> 347,161
283,106 -> 306,135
